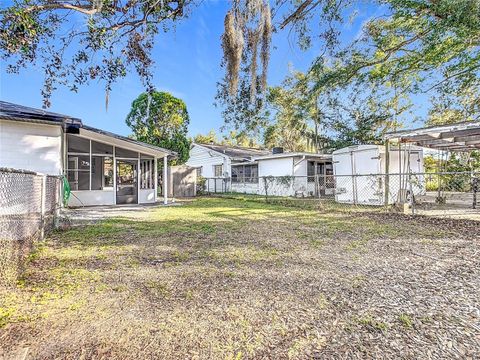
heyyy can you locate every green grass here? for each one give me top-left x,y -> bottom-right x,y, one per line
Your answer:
0,197 -> 472,359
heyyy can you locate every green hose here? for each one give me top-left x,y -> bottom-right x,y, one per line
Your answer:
63,176 -> 71,206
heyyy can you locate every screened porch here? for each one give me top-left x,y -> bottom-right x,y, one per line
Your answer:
65,127 -> 171,207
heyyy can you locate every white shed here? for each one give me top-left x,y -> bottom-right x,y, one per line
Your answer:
332,144 -> 425,205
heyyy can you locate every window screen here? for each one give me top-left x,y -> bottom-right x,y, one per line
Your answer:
67,135 -> 90,153
67,155 -> 90,190
116,147 -> 138,158
231,165 -> 258,183
91,141 -> 113,155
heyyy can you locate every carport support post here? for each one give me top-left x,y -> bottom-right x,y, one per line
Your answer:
163,155 -> 168,205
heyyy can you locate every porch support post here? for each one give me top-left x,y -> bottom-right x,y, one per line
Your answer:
113,146 -> 117,205
137,152 -> 140,205
154,157 -> 158,202
163,155 -> 168,205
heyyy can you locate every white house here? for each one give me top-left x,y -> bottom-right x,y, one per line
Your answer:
0,101 -> 175,207
186,143 -> 333,196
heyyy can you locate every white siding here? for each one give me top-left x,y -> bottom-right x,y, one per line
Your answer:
258,157 -> 293,177
293,157 -> 307,177
186,145 -> 230,178
0,119 -> 62,175
139,189 -> 156,203
68,190 -> 115,207
257,157 -> 295,196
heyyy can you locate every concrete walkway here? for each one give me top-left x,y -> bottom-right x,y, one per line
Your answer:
61,201 -> 182,225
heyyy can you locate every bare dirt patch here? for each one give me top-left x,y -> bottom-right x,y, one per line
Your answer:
1,198 -> 479,359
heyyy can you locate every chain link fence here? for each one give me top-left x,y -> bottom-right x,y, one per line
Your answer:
0,168 -> 63,286
201,172 -> 480,219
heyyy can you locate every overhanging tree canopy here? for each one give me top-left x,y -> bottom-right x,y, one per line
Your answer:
0,0 -> 188,107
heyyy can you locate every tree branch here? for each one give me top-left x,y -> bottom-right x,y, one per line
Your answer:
280,0 -> 316,29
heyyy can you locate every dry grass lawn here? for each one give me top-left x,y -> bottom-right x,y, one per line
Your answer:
1,197 -> 479,359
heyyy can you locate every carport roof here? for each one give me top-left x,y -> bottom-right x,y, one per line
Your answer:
385,121 -> 480,152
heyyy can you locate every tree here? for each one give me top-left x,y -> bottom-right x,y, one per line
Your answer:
263,65 -> 412,152
221,130 -> 260,148
0,0 -> 189,107
126,91 -> 190,164
308,1 -> 480,103
264,84 -> 310,152
221,0 -> 271,101
427,84 -> 480,126
193,128 -> 261,148
193,130 -> 218,144
218,0 -> 480,130
262,69 -> 330,152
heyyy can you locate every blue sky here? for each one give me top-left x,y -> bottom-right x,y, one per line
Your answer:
0,1 -> 426,138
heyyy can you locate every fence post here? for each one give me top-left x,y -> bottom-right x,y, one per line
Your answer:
384,140 -> 390,206
472,177 -> 478,209
409,171 -> 415,215
40,174 -> 47,240
54,177 -> 61,228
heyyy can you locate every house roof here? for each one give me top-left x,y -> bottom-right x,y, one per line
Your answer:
194,143 -> 270,160
81,125 -> 176,157
253,152 -> 332,161
1,101 -> 176,157
385,121 -> 480,152
0,101 -> 82,125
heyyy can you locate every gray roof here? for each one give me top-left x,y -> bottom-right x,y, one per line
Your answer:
0,100 -> 82,125
196,143 -> 270,160
253,152 -> 332,161
82,125 -> 176,156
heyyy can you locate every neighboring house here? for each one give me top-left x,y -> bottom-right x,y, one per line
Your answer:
186,143 -> 333,196
0,101 -> 175,207
186,143 -> 270,178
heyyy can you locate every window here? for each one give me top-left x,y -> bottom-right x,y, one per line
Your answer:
66,135 -> 152,192
307,161 -> 316,182
196,167 -> 203,177
67,135 -> 121,191
91,156 -> 113,190
231,164 -> 258,183
140,158 -> 154,189
67,155 -> 90,190
213,165 -> 223,177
